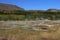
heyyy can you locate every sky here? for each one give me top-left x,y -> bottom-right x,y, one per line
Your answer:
0,0 -> 60,10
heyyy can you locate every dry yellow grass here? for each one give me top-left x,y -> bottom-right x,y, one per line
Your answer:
0,27 -> 60,40
0,20 -> 60,40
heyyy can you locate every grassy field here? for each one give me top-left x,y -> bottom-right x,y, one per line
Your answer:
0,28 -> 60,40
0,20 -> 60,40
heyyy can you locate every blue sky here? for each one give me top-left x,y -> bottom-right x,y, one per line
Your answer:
0,0 -> 60,10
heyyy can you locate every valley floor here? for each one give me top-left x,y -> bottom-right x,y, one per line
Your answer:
0,20 -> 60,40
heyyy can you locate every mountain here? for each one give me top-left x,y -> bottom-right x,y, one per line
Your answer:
0,3 -> 24,11
47,8 -> 60,12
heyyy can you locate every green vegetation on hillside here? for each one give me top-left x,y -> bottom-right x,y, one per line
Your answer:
0,10 -> 60,20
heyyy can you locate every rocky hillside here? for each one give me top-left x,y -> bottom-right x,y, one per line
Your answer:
0,3 -> 24,11
47,8 -> 60,12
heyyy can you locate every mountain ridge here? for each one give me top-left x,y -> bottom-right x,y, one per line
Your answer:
0,3 -> 24,11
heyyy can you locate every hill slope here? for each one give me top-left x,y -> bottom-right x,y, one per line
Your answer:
0,3 -> 24,11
